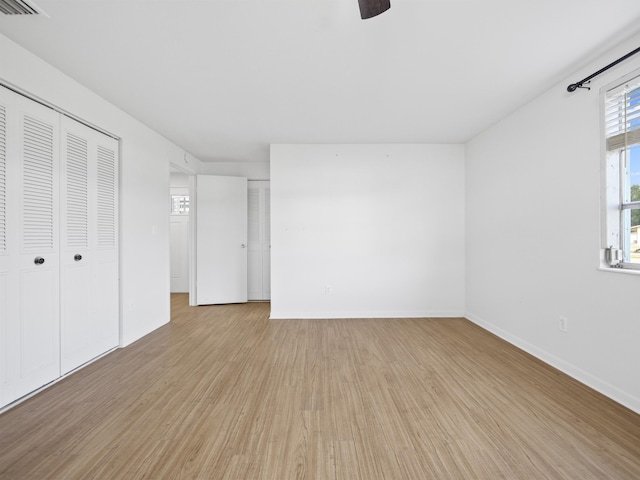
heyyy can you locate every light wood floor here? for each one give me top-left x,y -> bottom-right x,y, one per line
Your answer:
1,294 -> 640,479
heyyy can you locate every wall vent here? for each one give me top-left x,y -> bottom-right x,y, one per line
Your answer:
0,0 -> 44,15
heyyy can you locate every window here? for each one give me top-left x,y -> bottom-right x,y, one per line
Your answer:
171,194 -> 189,215
602,71 -> 640,269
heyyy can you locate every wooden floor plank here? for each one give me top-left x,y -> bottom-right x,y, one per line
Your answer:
0,293 -> 639,479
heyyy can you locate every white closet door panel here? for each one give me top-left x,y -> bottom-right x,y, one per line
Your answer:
247,181 -> 270,301
18,101 -> 60,396
96,143 -> 117,249
93,258 -> 119,344
247,185 -> 262,300
60,117 -> 118,374
0,103 -> 6,254
11,92 -> 61,402
20,269 -> 58,376
0,263 -> 19,406
60,118 -> 93,374
0,273 -> 7,396
262,187 -> 271,299
0,102 -> 7,399
60,258 -> 118,374
60,262 -> 92,373
63,132 -> 89,250
21,113 -> 58,254
93,137 -> 118,348
0,91 -> 15,406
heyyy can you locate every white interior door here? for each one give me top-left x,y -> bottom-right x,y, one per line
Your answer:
195,175 -> 247,305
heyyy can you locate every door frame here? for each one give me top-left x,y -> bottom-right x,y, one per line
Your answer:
168,162 -> 196,304
188,174 -> 197,305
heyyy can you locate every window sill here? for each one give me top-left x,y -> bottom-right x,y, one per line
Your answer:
598,266 -> 640,276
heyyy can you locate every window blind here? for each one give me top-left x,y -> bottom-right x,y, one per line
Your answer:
605,77 -> 640,152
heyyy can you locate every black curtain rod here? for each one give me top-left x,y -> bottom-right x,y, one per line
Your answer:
567,46 -> 640,92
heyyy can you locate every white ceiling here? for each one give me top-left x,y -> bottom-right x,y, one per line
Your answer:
2,0 -> 640,163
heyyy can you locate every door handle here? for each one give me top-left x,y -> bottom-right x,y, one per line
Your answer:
241,244 -> 246,248
74,254 -> 83,261
34,256 -> 45,265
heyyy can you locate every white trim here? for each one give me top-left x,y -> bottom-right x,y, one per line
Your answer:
599,68 -> 640,268
465,311 -> 640,415
269,310 -> 465,320
188,175 -> 197,306
598,266 -> 640,275
0,347 -> 118,414
601,66 -> 640,98
0,77 -> 119,140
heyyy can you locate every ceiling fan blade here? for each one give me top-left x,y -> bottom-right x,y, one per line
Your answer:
358,0 -> 390,19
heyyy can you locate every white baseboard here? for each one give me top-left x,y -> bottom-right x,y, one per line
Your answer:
0,347 -> 119,414
465,311 -> 640,415
269,310 -> 465,320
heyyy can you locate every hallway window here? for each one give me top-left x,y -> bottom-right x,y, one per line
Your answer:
171,195 -> 189,215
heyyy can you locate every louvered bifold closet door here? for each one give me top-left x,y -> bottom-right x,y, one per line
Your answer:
0,93 -> 9,404
60,116 -> 118,375
262,186 -> 271,300
247,181 -> 270,301
0,86 -> 61,407
247,184 -> 262,300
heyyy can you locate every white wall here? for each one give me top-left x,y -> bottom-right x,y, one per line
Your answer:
0,34 -> 191,346
170,172 -> 191,188
465,33 -> 640,413
270,144 -> 465,319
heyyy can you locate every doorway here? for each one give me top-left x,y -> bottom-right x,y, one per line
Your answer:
170,171 -> 190,293
169,172 -> 270,302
